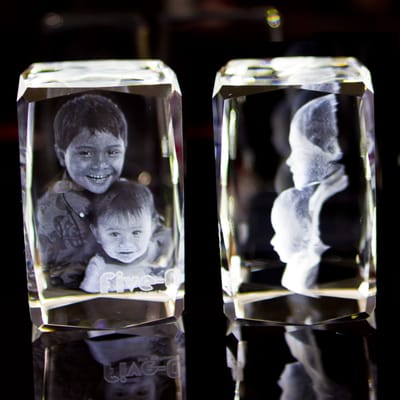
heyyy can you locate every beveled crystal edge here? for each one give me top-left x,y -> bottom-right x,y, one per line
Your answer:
17,59 -> 181,102
212,56 -> 372,98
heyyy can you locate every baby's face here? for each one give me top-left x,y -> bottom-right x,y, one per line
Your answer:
270,192 -> 310,262
61,128 -> 126,194
93,211 -> 153,264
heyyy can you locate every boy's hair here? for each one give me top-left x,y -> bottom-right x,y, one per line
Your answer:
290,93 -> 341,159
54,93 -> 128,151
90,180 -> 160,226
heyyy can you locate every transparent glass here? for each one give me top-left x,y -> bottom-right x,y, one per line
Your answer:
213,57 -> 376,325
32,320 -> 186,399
17,60 -> 184,329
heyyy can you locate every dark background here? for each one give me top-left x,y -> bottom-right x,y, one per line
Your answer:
1,1 -> 399,399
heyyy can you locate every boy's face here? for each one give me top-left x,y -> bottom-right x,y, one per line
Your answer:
93,211 -> 153,264
58,128 -> 126,194
287,125 -> 337,189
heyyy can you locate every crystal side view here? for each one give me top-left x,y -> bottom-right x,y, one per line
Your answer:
17,60 -> 184,330
213,57 -> 376,325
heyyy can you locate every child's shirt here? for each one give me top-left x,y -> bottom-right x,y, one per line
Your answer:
80,253 -> 166,293
36,174 -> 97,287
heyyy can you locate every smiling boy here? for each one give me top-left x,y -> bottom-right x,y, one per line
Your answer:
36,93 -> 128,288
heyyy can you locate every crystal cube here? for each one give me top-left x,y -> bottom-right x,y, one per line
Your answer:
17,60 -> 184,329
213,57 -> 376,325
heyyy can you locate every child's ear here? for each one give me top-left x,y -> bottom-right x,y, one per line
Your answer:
90,225 -> 100,243
54,145 -> 66,167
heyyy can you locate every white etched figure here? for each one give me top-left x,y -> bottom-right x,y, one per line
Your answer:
286,94 -> 343,189
271,188 -> 327,294
36,93 -> 128,288
80,180 -> 175,294
270,94 -> 349,294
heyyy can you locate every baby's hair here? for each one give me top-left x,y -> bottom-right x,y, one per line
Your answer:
90,180 -> 160,227
54,93 -> 128,151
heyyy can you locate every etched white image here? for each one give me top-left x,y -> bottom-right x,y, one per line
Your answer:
80,180 -> 177,293
270,94 -> 349,294
33,91 -> 181,297
37,93 -> 128,288
286,93 -> 345,189
270,187 -> 324,294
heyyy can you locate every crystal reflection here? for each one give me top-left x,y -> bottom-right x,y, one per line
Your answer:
32,322 -> 185,400
227,321 -> 376,399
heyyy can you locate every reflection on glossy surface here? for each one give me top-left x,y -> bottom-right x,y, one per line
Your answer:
227,320 -> 376,399
279,327 -> 352,399
32,321 -> 186,399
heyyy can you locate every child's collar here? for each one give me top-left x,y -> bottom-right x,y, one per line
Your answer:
52,172 -> 86,194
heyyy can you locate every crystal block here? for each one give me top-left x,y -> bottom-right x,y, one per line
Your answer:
226,321 -> 377,399
32,320 -> 186,399
17,60 -> 184,329
213,57 -> 376,325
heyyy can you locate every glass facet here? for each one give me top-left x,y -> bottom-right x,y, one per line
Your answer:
17,60 -> 184,329
213,57 -> 376,325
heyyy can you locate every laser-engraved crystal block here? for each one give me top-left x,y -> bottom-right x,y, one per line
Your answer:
32,320 -> 186,399
213,57 -> 376,325
17,60 -> 184,329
